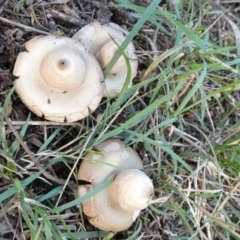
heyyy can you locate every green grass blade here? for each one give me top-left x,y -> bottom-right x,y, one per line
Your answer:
36,186 -> 63,202
0,170 -> 44,202
54,177 -> 113,213
174,60 -> 207,115
103,0 -> 162,78
10,113 -> 31,155
37,127 -> 62,153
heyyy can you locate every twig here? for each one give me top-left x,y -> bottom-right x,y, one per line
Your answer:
0,17 -> 49,35
3,120 -> 82,126
4,116 -> 66,185
0,202 -> 21,240
48,9 -> 81,27
96,90 -> 139,141
170,125 -> 219,166
191,200 -> 240,231
145,35 -> 159,60
216,178 -> 240,213
177,74 -> 195,99
55,123 -> 97,206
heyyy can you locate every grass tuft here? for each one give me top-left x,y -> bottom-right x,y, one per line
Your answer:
1,0 -> 240,239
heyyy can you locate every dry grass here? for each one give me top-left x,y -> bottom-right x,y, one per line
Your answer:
0,0 -> 240,239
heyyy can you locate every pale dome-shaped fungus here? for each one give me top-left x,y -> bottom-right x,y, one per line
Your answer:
13,35 -> 104,122
72,21 -> 138,97
77,139 -> 154,232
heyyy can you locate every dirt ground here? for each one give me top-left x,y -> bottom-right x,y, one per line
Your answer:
1,0 -> 240,239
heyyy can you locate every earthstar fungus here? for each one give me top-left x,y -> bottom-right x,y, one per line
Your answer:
78,139 -> 154,232
73,21 -> 138,97
13,35 -> 104,122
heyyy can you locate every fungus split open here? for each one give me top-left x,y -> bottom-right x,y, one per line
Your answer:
77,139 -> 154,232
13,35 -> 104,122
73,21 -> 138,97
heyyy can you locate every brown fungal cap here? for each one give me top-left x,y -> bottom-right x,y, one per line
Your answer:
13,35 -> 104,122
